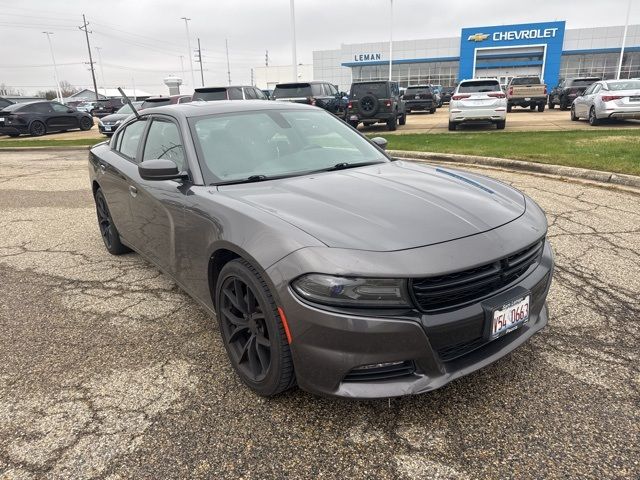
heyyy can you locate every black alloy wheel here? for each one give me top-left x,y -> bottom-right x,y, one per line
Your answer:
216,259 -> 295,396
94,189 -> 131,255
80,116 -> 93,131
29,121 -> 46,137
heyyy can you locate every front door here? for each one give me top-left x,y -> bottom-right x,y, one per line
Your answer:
49,102 -> 79,130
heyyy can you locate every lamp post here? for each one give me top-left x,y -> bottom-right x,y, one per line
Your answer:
181,17 -> 196,88
43,31 -> 63,103
290,0 -> 298,81
95,46 -> 106,95
388,0 -> 394,81
616,0 -> 632,80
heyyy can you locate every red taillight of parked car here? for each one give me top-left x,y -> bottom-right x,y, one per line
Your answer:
544,86 -> 548,95
308,97 -> 316,106
488,92 -> 506,99
348,101 -> 353,110
452,94 -> 470,100
384,100 -> 391,107
508,87 -> 513,96
601,95 -> 623,102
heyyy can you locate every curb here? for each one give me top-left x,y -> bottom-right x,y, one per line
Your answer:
0,145 -> 93,152
388,149 -> 640,191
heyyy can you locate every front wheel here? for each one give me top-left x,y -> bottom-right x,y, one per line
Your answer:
549,102 -> 555,109
588,107 -> 600,126
448,121 -> 457,131
94,188 -> 131,255
538,103 -> 545,112
216,259 -> 295,397
429,108 -> 436,114
496,120 -> 506,130
386,115 -> 397,131
398,113 -> 406,126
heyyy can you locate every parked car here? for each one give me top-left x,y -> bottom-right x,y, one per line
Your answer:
449,78 -> 507,131
0,97 -> 14,110
76,101 -> 98,114
346,80 -> 406,130
97,101 -> 143,136
0,100 -> 93,137
92,98 -> 127,118
431,84 -> 444,107
140,95 -> 192,109
571,79 -> 640,126
88,100 -> 553,398
192,86 -> 268,101
506,76 -> 547,112
272,81 -> 347,119
441,87 -> 455,104
262,89 -> 273,99
549,77 -> 600,110
403,85 -> 436,114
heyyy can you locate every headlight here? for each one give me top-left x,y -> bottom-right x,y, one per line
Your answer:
115,120 -> 122,125
292,274 -> 411,308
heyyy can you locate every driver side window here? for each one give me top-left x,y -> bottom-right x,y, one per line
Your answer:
142,118 -> 186,172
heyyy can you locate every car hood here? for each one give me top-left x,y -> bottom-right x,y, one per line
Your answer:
218,161 -> 526,252
100,113 -> 130,123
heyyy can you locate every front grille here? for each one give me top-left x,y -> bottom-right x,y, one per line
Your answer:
411,239 -> 544,313
343,361 -> 415,383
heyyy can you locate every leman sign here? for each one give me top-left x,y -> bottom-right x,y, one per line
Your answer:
353,53 -> 381,62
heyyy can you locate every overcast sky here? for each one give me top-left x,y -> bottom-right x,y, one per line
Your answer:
0,0 -> 637,95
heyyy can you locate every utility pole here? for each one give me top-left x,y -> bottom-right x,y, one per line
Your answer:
196,38 -> 204,86
616,0 -> 632,79
179,55 -> 185,83
265,50 -> 269,67
250,68 -> 254,86
42,32 -> 63,103
388,0 -> 394,81
79,14 -> 100,102
290,0 -> 298,81
95,46 -> 106,94
225,38 -> 231,85
181,17 -> 196,88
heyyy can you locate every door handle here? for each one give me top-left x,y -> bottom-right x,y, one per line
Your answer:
129,185 -> 137,197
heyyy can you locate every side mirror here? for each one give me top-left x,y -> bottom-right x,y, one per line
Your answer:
67,108 -> 74,113
138,159 -> 185,181
371,136 -> 388,151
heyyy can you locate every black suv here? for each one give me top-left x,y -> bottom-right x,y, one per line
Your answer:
403,85 -> 436,114
346,81 -> 406,130
272,81 -> 348,118
92,98 -> 126,118
549,77 -> 601,110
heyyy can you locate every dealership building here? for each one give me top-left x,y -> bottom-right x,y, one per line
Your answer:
313,21 -> 640,90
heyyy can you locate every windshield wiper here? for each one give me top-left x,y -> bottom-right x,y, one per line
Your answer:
308,161 -> 385,173
214,174 -> 271,186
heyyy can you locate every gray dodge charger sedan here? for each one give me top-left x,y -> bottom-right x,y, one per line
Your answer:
89,100 -> 553,398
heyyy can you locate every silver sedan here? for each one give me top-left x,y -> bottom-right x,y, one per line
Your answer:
571,79 -> 640,125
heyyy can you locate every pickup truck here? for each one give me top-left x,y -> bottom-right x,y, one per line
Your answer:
506,76 -> 547,112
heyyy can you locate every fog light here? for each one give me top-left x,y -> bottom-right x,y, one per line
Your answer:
358,361 -> 406,370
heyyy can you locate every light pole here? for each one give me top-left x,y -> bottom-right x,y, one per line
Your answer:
616,0 -> 632,80
290,0 -> 298,81
95,46 -> 106,94
43,31 -> 63,103
388,0 -> 394,81
181,17 -> 196,88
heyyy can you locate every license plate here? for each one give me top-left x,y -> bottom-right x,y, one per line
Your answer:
491,295 -> 530,339
0,117 -> 4,122
525,97 -> 531,101
415,95 -> 420,99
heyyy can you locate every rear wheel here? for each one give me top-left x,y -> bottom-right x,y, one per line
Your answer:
448,121 -> 457,131
496,120 -> 506,130
29,120 -> 46,137
216,259 -> 295,397
549,101 -> 555,109
94,188 -> 131,255
398,113 -> 406,126
529,105 -> 536,111
588,106 -> 600,126
429,108 -> 436,114
570,105 -> 579,121
560,98 -> 569,111
79,116 -> 93,131
538,103 -> 545,112
386,115 -> 397,131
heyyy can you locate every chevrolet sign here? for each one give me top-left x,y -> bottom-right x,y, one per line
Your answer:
467,33 -> 489,42
493,28 -> 559,41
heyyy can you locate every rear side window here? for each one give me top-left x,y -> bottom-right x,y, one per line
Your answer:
21,103 -> 53,114
51,102 -> 69,113
143,118 -> 185,171
458,81 -> 500,93
244,87 -> 258,99
117,120 -> 146,160
273,84 -> 312,99
311,84 -> 324,96
228,87 -> 244,100
193,88 -> 228,101
350,83 -> 389,99
510,77 -> 540,85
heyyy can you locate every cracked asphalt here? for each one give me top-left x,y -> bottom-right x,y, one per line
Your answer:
0,150 -> 638,480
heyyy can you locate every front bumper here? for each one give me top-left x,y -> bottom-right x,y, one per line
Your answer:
348,111 -> 395,122
98,124 -> 118,135
268,232 -> 554,398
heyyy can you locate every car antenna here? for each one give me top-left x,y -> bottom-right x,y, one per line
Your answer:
117,87 -> 141,120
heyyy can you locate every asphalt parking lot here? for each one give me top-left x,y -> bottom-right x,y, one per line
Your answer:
0,150 -> 638,479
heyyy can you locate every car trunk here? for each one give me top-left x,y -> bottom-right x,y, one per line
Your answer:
457,93 -> 502,110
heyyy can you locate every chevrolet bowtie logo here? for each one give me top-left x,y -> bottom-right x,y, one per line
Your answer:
467,33 -> 490,42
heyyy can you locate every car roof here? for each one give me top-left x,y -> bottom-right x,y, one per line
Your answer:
143,95 -> 187,101
195,86 -> 254,91
138,99 -> 316,119
407,85 -> 430,88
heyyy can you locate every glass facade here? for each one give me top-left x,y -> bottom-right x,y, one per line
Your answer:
559,51 -> 640,81
351,61 -> 459,88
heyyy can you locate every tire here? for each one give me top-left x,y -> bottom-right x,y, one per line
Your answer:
560,98 -> 569,111
386,115 -> 397,131
530,105 -> 536,111
406,109 -> 412,114
588,106 -> 600,126
79,116 -> 93,131
29,120 -> 46,137
94,188 -> 131,255
448,121 -> 457,131
348,120 -> 359,129
496,120 -> 506,130
430,108 -> 436,114
570,105 -> 579,121
549,102 -> 555,109
216,259 -> 295,397
398,113 -> 406,126
507,104 -> 512,113
359,94 -> 379,118
538,103 -> 545,112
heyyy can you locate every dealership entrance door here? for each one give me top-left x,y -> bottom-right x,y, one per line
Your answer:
473,45 -> 546,85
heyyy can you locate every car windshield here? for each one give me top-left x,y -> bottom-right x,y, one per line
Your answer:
116,104 -> 135,114
510,77 -> 540,85
272,84 -> 312,99
141,99 -> 171,109
571,79 -> 599,87
606,80 -> 640,91
191,109 -> 387,184
350,83 -> 388,99
458,81 -> 501,93
193,88 -> 228,101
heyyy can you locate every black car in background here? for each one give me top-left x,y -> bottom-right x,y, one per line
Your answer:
193,86 -> 268,101
403,85 -> 436,114
549,77 -> 601,110
97,101 -> 143,136
0,100 -> 93,137
441,86 -> 455,104
0,97 -> 14,110
272,81 -> 348,118
93,98 -> 127,118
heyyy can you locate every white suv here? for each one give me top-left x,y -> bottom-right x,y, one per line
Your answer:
449,79 -> 507,131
